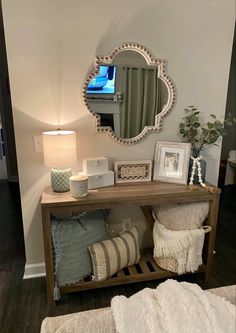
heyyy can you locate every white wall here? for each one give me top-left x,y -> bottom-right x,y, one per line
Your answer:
2,0 -> 235,275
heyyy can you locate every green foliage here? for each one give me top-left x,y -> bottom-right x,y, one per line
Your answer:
179,106 -> 236,156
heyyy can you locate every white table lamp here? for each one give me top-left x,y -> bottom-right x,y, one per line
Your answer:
42,130 -> 77,192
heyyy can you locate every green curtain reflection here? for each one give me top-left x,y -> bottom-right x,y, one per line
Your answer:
120,67 -> 162,138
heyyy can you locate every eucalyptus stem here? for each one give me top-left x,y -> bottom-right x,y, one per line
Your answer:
179,106 -> 236,155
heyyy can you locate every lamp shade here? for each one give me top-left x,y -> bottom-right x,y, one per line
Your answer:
42,130 -> 77,169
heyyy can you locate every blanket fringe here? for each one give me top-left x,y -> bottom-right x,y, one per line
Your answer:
154,234 -> 191,258
185,255 -> 203,273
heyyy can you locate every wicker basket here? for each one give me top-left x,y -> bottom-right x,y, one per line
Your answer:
154,256 -> 178,273
154,225 -> 212,273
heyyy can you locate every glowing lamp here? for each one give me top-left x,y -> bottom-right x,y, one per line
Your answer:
42,130 -> 77,192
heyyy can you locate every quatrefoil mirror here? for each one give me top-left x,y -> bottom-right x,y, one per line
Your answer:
82,43 -> 176,144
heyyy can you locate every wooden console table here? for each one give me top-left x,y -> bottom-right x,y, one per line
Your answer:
41,182 -> 220,305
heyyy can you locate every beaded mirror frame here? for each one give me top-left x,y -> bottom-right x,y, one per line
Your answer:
82,42 -> 176,145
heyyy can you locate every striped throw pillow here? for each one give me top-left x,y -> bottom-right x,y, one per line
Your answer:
88,226 -> 140,281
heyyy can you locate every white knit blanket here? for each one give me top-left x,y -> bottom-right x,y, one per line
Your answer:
111,280 -> 235,333
153,220 -> 205,274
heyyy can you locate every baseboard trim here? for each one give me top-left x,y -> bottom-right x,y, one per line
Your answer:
23,262 -> 46,279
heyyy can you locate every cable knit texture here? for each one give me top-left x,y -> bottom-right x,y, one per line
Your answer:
153,202 -> 209,230
111,280 -> 235,333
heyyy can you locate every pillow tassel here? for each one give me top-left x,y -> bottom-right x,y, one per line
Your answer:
53,283 -> 61,301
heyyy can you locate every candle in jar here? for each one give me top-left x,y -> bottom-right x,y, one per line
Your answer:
69,173 -> 88,198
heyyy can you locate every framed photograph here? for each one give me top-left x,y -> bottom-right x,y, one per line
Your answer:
114,160 -> 152,183
153,141 -> 191,184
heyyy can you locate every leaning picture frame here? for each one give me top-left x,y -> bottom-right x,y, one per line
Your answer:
153,141 -> 191,184
114,160 -> 152,183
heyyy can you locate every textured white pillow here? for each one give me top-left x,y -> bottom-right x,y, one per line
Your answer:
88,226 -> 140,281
153,202 -> 209,230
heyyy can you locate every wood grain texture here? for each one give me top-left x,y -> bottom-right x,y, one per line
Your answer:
42,182 -> 220,208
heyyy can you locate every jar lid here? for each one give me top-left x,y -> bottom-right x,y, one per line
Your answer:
70,173 -> 88,181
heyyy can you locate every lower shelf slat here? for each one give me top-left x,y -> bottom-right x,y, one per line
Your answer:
127,265 -> 138,275
117,270 -> 125,278
148,256 -> 159,271
139,257 -> 150,274
59,250 -> 206,295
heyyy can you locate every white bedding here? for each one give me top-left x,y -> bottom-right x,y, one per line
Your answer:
41,307 -> 114,333
41,284 -> 236,333
111,280 -> 235,333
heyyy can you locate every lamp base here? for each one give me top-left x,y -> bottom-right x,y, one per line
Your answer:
51,168 -> 72,192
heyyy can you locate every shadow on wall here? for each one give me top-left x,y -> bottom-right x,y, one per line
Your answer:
95,0 -> 203,58
12,107 -> 92,186
12,108 -> 91,263
95,2 -> 166,55
13,106 -> 90,132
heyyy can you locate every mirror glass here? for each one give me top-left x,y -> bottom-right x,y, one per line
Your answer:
84,46 -> 173,143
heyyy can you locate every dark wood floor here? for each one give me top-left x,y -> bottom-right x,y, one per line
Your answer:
0,181 -> 235,333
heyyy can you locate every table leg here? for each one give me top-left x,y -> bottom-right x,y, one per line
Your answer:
42,206 -> 55,306
205,194 -> 220,282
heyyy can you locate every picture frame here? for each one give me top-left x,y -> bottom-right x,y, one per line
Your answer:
114,160 -> 152,183
153,141 -> 191,184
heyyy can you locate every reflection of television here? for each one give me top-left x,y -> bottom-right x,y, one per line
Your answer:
87,65 -> 116,94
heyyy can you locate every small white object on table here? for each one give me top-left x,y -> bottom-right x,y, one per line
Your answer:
69,173 -> 88,198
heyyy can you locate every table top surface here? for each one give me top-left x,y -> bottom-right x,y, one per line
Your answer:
41,181 -> 220,208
